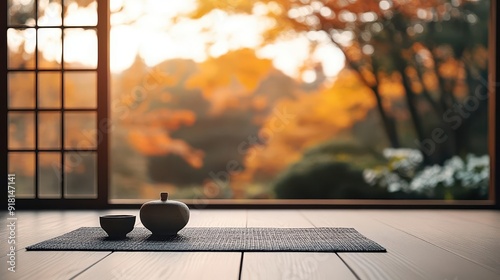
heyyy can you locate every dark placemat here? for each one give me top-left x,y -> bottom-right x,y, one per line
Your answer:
26,227 -> 386,252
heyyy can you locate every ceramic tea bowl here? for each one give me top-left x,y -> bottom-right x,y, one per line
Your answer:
99,215 -> 136,239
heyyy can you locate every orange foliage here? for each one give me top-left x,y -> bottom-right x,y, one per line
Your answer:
439,59 -> 461,79
71,0 -> 95,7
8,153 -> 35,176
189,0 -> 254,19
128,129 -> 205,169
112,57 -> 179,103
471,46 -> 488,69
231,69 -> 375,197
405,67 -> 423,94
123,107 -> 203,168
190,0 -> 446,43
38,153 -> 60,168
345,44 -> 363,62
422,71 -> 439,92
377,72 -> 405,100
124,109 -> 196,130
8,73 -> 35,108
186,48 -> 273,98
252,96 -> 268,111
110,56 -> 208,170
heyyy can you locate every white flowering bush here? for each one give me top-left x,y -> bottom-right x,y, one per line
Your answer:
363,149 -> 489,199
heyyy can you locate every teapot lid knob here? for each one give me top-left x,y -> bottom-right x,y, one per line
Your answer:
160,192 -> 168,201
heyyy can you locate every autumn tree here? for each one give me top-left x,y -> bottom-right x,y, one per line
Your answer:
189,0 -> 489,164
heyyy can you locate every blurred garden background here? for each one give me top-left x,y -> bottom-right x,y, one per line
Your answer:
109,0 -> 490,200
7,0 -> 490,200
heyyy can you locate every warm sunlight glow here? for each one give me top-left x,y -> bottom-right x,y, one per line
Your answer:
107,0 -> 345,79
8,0 -> 345,79
64,1 -> 98,26
8,1 -> 98,68
110,25 -> 139,71
38,0 -> 62,26
38,28 -> 61,63
314,43 -> 346,78
258,36 -> 311,78
64,29 -> 98,68
8,28 -> 36,54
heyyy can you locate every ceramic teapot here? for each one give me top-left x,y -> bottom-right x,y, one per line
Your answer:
140,192 -> 190,236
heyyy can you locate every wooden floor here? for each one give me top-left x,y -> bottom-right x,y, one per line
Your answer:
1,210 -> 499,280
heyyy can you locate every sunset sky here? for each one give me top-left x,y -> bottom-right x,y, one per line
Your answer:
109,0 -> 345,80
8,0 -> 345,81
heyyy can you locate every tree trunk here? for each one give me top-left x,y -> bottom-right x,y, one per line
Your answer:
331,41 -> 401,148
396,56 -> 455,164
395,62 -> 425,138
370,84 -> 401,148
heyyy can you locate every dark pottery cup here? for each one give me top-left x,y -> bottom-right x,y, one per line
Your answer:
99,215 -> 136,239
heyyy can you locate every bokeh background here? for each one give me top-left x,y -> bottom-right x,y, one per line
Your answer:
7,0 -> 490,201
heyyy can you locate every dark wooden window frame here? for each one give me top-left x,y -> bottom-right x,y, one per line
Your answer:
2,1 -> 499,209
2,0 -> 109,209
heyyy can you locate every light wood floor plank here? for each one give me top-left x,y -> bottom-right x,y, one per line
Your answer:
371,210 -> 500,274
74,252 -> 241,280
445,210 -> 500,229
241,252 -> 357,280
242,210 -> 356,280
3,251 -> 110,280
301,210 -> 500,280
